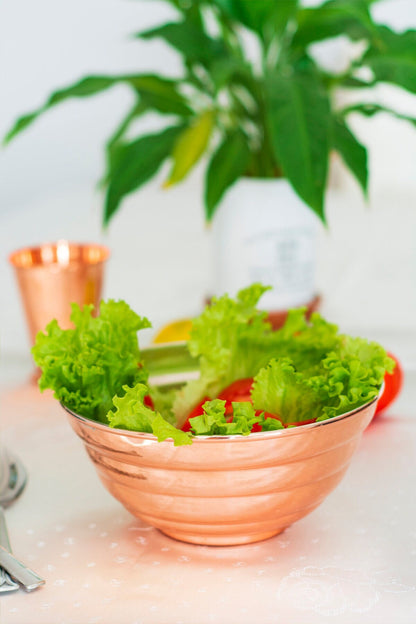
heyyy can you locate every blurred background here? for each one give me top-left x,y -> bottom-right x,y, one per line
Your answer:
1,0 -> 416,364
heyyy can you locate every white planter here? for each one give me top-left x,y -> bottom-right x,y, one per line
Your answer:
211,178 -> 320,311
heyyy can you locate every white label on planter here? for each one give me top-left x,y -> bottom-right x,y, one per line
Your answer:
245,225 -> 316,310
212,178 -> 319,310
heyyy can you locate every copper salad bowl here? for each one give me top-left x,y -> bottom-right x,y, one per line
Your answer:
62,343 -> 377,546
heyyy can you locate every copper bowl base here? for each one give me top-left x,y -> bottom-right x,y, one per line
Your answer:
161,528 -> 286,546
64,396 -> 376,547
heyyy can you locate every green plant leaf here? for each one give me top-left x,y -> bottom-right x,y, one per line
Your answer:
208,56 -> 253,93
332,116 -> 368,195
138,21 -> 226,67
338,75 -> 376,88
107,101 -> 148,151
293,0 -> 376,48
266,70 -> 330,222
104,124 -> 185,225
164,110 -> 215,187
214,0 -> 298,39
98,101 -> 149,189
4,76 -> 117,143
4,74 -> 191,144
364,26 -> 416,94
134,0 -> 205,20
129,74 -> 193,116
204,128 -> 251,221
340,102 -> 416,126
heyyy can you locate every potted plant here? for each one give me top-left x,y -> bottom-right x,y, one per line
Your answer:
5,0 -> 416,313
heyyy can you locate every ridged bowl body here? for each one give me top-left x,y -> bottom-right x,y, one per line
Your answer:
63,398 -> 376,546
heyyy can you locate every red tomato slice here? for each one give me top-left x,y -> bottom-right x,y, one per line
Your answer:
218,378 -> 253,422
219,379 -> 286,432
143,394 -> 154,409
218,378 -> 253,418
219,378 -> 256,428
291,418 -> 317,427
374,352 -> 403,416
217,378 -> 254,403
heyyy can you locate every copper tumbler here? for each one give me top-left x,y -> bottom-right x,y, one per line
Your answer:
9,241 -> 110,345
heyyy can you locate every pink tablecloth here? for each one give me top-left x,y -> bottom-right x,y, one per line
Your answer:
0,361 -> 415,624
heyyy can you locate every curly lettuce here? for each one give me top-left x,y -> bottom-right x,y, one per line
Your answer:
251,339 -> 394,425
251,358 -> 323,425
172,284 -> 357,426
172,285 -> 393,429
173,283 -> 274,426
32,286 -> 395,444
108,383 -> 192,446
310,336 -> 394,420
32,300 -> 150,422
188,399 -> 283,436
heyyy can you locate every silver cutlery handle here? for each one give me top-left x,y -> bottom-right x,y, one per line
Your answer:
0,508 -> 19,591
0,507 -> 12,552
0,545 -> 45,591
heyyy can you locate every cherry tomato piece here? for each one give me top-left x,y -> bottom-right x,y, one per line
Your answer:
250,421 -> 263,433
218,377 -> 253,420
219,379 -> 286,431
217,378 -> 254,403
290,417 -> 317,427
374,352 -> 404,415
143,394 -> 154,409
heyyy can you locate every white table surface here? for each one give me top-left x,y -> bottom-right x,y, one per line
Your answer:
0,356 -> 415,624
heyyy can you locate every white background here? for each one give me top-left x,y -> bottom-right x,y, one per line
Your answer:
1,0 -> 416,361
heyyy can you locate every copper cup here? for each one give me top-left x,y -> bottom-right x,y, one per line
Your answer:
9,241 -> 110,345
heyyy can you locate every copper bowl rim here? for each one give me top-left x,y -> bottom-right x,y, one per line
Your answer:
8,241 -> 110,268
61,393 -> 379,445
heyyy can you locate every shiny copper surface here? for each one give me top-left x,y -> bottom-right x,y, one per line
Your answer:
63,398 -> 377,546
9,241 -> 109,344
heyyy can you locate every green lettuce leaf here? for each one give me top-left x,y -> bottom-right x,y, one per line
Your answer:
188,399 -> 229,435
310,336 -> 394,420
148,386 -> 177,425
173,283 -> 273,425
32,300 -> 150,422
173,293 -> 345,427
257,411 -> 285,432
32,284 -> 394,442
251,309 -> 340,374
251,336 -> 393,424
252,358 -> 323,424
188,399 -> 283,436
108,383 -> 192,445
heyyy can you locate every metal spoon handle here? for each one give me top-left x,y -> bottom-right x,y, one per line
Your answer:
0,507 -> 12,552
0,545 -> 45,592
0,507 -> 19,591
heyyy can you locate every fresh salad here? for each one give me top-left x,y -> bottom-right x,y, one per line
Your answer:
33,284 -> 395,446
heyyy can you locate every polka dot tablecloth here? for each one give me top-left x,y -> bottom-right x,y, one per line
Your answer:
0,364 -> 415,624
